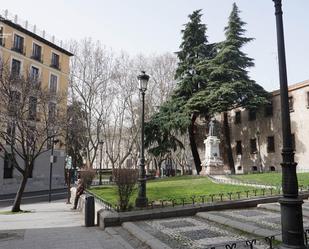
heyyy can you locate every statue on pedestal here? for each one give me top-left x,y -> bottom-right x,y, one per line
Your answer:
200,118 -> 226,175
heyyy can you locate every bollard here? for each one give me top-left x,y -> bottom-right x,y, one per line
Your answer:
85,195 -> 95,227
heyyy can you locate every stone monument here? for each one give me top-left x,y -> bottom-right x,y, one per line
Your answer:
200,119 -> 225,175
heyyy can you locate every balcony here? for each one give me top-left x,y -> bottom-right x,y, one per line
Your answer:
11,45 -> 25,55
50,62 -> 61,71
31,52 -> 43,63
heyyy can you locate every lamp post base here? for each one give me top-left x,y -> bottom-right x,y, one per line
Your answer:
135,196 -> 148,208
279,197 -> 306,249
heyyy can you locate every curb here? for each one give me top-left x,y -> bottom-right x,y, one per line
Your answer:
122,222 -> 171,249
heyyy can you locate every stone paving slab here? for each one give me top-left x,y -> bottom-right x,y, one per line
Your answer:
0,200 -> 140,249
197,207 -> 309,242
258,200 -> 309,218
130,216 -> 269,249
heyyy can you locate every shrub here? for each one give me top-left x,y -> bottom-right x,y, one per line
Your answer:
80,169 -> 96,188
112,168 -> 139,211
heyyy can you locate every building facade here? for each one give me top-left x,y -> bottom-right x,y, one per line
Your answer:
217,80 -> 309,174
0,11 -> 73,195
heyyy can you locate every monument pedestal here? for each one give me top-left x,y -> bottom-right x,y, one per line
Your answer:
200,135 -> 226,176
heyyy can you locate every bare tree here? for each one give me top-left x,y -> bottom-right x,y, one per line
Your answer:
104,52 -> 140,169
69,40 -> 182,172
0,61 -> 66,212
69,38 -> 114,168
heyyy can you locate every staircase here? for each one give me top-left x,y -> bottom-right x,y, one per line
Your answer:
109,200 -> 309,249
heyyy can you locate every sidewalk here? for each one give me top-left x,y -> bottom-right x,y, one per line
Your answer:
0,200 -> 136,249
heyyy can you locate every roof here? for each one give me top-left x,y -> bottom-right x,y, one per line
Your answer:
0,17 -> 73,56
272,80 -> 309,96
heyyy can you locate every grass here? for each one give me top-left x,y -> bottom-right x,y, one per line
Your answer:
90,175 -> 257,207
231,172 -> 309,187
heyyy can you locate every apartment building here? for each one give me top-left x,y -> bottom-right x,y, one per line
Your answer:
226,80 -> 309,174
0,11 -> 73,194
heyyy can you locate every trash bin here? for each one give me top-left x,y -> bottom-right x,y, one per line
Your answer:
85,195 -> 95,227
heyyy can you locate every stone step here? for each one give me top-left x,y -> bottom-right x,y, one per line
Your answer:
108,226 -> 151,249
197,207 -> 309,242
105,227 -> 147,249
257,200 -> 309,218
124,216 -> 270,248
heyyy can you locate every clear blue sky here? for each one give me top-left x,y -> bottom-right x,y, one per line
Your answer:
2,0 -> 309,91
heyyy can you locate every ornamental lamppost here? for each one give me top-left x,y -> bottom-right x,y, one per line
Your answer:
135,71 -> 150,208
99,140 -> 104,185
48,135 -> 59,203
272,1 -> 305,247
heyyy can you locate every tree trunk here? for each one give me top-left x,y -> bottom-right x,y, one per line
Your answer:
11,174 -> 28,212
188,114 -> 202,174
223,112 -> 235,174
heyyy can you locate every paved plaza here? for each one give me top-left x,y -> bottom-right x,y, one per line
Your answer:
1,198 -> 309,248
0,200 -> 148,249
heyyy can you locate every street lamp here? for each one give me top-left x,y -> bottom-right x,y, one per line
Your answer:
48,135 -> 59,203
99,140 -> 104,185
135,71 -> 150,208
256,130 -> 262,173
272,1 -> 305,247
65,155 -> 72,204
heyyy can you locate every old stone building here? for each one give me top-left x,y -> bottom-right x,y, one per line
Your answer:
209,80 -> 309,174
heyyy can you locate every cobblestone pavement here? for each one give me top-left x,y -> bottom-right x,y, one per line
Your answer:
133,216 -> 269,248
0,200 -> 148,249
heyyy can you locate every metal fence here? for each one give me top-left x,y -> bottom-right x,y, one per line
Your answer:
202,228 -> 309,249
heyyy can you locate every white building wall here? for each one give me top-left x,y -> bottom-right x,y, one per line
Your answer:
0,149 -> 66,195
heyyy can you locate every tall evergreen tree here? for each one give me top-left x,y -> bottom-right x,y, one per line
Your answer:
186,3 -> 270,174
174,10 -> 216,174
145,10 -> 215,174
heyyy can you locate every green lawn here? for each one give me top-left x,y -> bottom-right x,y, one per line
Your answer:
231,172 -> 309,187
90,176 -> 257,207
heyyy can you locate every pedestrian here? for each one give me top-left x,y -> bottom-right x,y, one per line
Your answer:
72,173 -> 85,209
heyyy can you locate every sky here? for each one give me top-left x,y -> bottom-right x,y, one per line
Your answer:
2,0 -> 309,91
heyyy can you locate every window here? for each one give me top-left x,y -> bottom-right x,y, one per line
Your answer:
30,66 -> 39,81
267,136 -> 275,153
252,166 -> 258,172
49,74 -> 57,95
28,96 -> 37,121
48,102 -> 56,122
51,52 -> 60,69
289,96 -> 294,112
32,43 -> 42,61
3,152 -> 13,179
6,121 -> 15,144
0,27 -> 4,46
250,138 -> 257,154
248,109 -> 256,121
265,102 -> 273,117
11,59 -> 21,78
12,34 -> 24,53
235,111 -> 241,124
291,133 -> 296,151
8,90 -> 21,115
236,140 -> 242,155
270,166 -> 276,172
